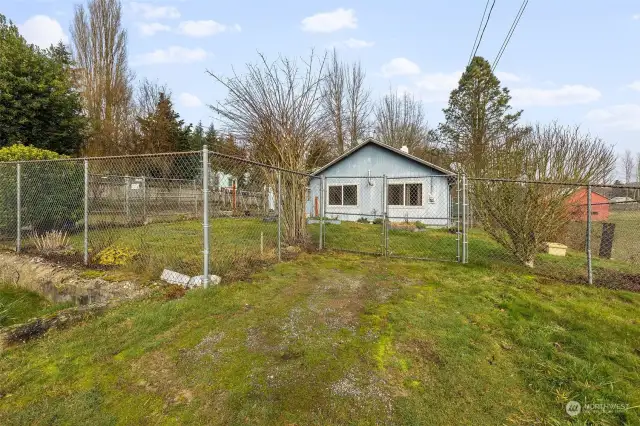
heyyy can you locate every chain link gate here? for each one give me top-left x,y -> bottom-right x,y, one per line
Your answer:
322,176 -> 386,255
319,174 -> 467,263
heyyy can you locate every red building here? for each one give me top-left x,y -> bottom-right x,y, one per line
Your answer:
566,188 -> 610,221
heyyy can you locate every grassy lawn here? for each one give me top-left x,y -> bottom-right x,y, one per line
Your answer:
62,217 -> 279,281
318,220 -> 640,288
593,211 -> 640,264
0,284 -> 71,327
0,253 -> 638,424
3,215 -> 635,292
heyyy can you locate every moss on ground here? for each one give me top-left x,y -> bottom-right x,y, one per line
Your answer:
0,285 -> 71,327
0,253 -> 638,424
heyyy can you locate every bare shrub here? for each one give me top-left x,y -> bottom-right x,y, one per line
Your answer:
471,123 -> 616,267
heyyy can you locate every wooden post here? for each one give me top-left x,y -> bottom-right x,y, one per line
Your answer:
260,232 -> 264,256
232,180 -> 237,215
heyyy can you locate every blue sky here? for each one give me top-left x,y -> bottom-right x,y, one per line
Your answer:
5,0 -> 640,160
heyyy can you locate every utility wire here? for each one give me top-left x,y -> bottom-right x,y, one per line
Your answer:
492,0 -> 528,71
468,0 -> 490,65
468,0 -> 496,66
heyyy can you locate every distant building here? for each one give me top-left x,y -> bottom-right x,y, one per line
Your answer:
566,188 -> 610,222
610,196 -> 635,204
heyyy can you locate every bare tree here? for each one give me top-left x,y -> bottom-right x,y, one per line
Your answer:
208,52 -> 327,244
636,152 -> 640,199
136,78 -> 170,118
320,50 -> 372,154
621,150 -> 635,198
373,90 -> 429,152
322,50 -> 346,154
472,122 -> 616,267
71,0 -> 134,156
345,60 -> 372,148
622,150 -> 635,184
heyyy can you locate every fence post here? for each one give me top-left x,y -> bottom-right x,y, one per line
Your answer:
319,176 -> 325,250
16,162 -> 21,253
84,159 -> 89,265
383,175 -> 389,257
202,145 -> 210,289
462,174 -> 468,264
277,171 -> 282,262
142,176 -> 147,224
124,175 -> 130,224
456,173 -> 461,263
193,179 -> 198,217
586,183 -> 593,285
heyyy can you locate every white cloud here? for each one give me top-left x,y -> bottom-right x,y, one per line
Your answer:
130,2 -> 180,20
381,58 -> 421,78
301,8 -> 357,33
333,38 -> 374,49
510,85 -> 601,106
138,22 -> 171,36
178,92 -> 203,108
132,46 -> 208,65
628,81 -> 640,92
586,105 -> 640,131
633,14 -> 640,20
18,15 -> 67,48
495,71 -> 521,83
178,20 -> 231,37
410,71 -> 461,102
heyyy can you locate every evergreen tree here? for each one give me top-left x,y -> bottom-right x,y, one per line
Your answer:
0,15 -> 85,154
204,123 -> 219,151
136,93 -> 191,153
189,121 -> 205,150
439,56 -> 524,176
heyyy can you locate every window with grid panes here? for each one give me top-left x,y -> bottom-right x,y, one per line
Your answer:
327,184 -> 358,206
388,183 -> 423,206
406,183 -> 422,206
388,184 -> 404,205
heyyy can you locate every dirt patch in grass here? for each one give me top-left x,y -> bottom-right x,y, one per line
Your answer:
397,338 -> 445,366
594,268 -> 640,292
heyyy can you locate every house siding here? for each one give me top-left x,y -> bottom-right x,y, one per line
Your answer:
307,143 -> 452,226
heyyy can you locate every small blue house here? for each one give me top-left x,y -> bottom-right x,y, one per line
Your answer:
308,139 -> 454,226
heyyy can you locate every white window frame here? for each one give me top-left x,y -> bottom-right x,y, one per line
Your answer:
327,183 -> 359,207
387,181 -> 426,208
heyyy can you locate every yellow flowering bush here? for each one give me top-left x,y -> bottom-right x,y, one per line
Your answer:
95,246 -> 139,266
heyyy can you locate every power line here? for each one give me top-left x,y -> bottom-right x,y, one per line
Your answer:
492,0 -> 529,71
468,0 -> 490,65
468,0 -> 496,66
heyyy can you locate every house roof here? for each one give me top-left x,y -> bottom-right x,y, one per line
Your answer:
570,187 -> 610,201
311,139 -> 453,176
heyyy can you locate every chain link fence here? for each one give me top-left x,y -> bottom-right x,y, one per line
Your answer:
0,149 -> 638,291
0,149 -> 319,285
319,174 -> 462,262
465,178 -> 640,291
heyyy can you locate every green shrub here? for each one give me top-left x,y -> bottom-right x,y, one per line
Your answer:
415,221 -> 426,229
0,145 -> 83,234
95,245 -> 139,266
372,218 -> 383,225
0,145 -> 62,162
357,217 -> 370,224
